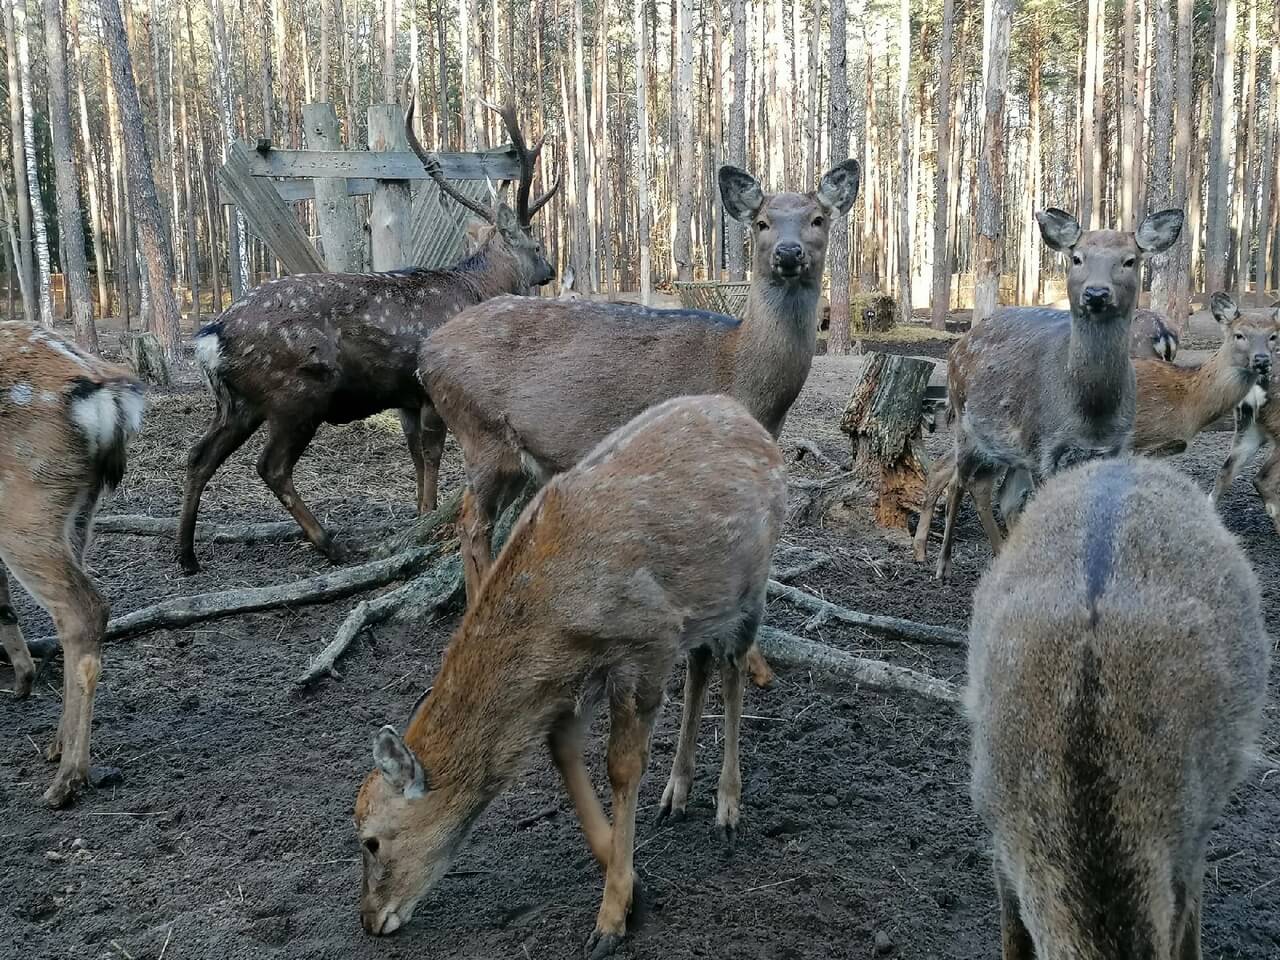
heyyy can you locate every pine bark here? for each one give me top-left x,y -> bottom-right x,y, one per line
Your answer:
1170,0 -> 1194,328
1254,0 -> 1279,290
827,0 -> 852,352
674,0 -> 694,281
928,0 -> 955,329
635,0 -> 652,302
895,0 -> 911,322
1148,0 -> 1176,313
973,0 -> 1011,323
1205,0 -> 1237,293
3,0 -> 35,323
1121,0 -> 1138,229
15,0 -> 53,327
1235,0 -> 1258,292
726,0 -> 747,280
100,0 -> 182,357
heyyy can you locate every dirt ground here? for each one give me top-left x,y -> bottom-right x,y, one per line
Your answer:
2,342 -> 1279,960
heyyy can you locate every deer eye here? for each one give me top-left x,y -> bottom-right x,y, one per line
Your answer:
756,220 -> 769,232
1235,333 -> 1246,342
812,216 -> 825,228
1123,257 -> 1136,268
1270,334 -> 1277,342
363,837 -> 380,855
1072,255 -> 1083,266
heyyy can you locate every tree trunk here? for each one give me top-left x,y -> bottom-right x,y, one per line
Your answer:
860,32 -> 879,288
1170,0 -> 1195,329
1254,0 -> 1279,292
173,8 -> 201,324
929,0 -> 955,330
15,0 -> 53,328
1205,0 -> 1237,293
827,0 -> 852,352
100,0 -> 182,358
68,0 -> 109,322
3,0 -> 35,324
572,0 -> 593,289
634,0 -> 652,303
674,0 -> 694,281
895,0 -> 911,323
726,0 -> 747,280
210,0 -> 247,298
1080,0 -> 1101,228
595,1 -> 614,293
1148,0 -> 1176,313
1235,0 -> 1258,292
43,0 -> 97,350
1121,0 -> 1137,229
382,0 -> 396,103
973,0 -> 1011,323
1019,40 -> 1042,305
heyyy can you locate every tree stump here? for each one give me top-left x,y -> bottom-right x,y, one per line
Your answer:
848,291 -> 898,335
122,331 -> 171,385
840,352 -> 936,528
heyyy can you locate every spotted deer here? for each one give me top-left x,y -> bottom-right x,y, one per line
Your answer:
176,101 -> 559,574
968,456 -> 1268,959
926,207 -> 1183,580
0,324 -> 144,807
354,395 -> 786,957
419,159 -> 860,687
1212,303 -> 1280,526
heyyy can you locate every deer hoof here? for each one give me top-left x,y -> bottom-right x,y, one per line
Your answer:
715,821 -> 737,855
12,665 -> 33,700
177,553 -> 202,576
42,770 -> 84,809
584,931 -> 623,960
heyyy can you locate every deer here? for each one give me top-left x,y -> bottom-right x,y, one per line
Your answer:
925,207 -> 1183,580
1130,307 -> 1180,361
1211,303 -> 1280,527
914,291 -> 1270,565
418,158 -> 860,688
0,323 -> 144,807
176,100 -> 559,574
353,395 -> 787,958
967,456 -> 1268,959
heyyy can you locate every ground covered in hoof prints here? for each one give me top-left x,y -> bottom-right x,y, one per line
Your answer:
2,345 -> 1279,960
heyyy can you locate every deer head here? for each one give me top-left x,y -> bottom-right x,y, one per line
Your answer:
719,161 -> 860,290
1037,207 -> 1183,321
1210,292 -> 1279,379
406,99 -> 560,291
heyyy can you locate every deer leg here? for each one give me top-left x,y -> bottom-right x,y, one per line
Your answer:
256,418 -> 344,563
1253,446 -> 1280,534
1178,892 -> 1202,960
913,454 -> 955,563
935,476 -> 964,582
0,565 -> 34,700
549,713 -> 611,869
657,646 -> 712,824
459,487 -> 493,605
417,404 -> 448,515
177,406 -> 263,574
587,684 -> 660,960
743,645 -> 773,689
715,649 -> 746,850
995,865 -> 1034,960
971,473 -> 1004,557
398,409 -> 428,515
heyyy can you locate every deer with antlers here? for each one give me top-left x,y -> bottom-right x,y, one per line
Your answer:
176,102 -> 559,574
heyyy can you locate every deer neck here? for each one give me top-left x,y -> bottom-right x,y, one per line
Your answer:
1187,343 -> 1254,428
1066,312 -> 1132,406
732,278 -> 821,436
449,241 -> 526,300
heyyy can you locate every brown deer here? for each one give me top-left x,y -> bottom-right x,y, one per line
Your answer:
0,324 -> 144,807
1212,304 -> 1280,526
915,292 -> 1272,565
353,395 -> 786,957
176,101 -> 559,574
928,207 -> 1183,580
419,159 -> 860,687
1130,307 -> 1180,361
968,456 -> 1268,959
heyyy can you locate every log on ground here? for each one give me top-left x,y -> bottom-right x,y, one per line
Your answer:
766,578 -> 965,648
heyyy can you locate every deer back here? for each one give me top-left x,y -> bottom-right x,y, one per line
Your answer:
968,456 -> 1268,954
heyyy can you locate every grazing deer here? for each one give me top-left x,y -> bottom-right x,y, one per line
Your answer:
420,159 -> 859,686
0,324 -> 144,807
354,395 -> 786,957
1130,307 -> 1180,361
968,456 -> 1268,959
1211,303 -> 1280,526
928,207 -> 1183,580
176,101 -> 559,574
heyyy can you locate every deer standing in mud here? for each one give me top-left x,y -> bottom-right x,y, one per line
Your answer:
0,324 -> 144,807
968,456 -> 1268,959
419,159 -> 860,687
176,101 -> 559,574
920,206 -> 1182,580
353,396 -> 787,958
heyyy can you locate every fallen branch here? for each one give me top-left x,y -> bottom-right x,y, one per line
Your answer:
766,579 -> 966,648
769,545 -> 831,583
93,514 -> 381,544
757,626 -> 959,705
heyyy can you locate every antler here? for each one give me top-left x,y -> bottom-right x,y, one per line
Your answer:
405,96 -> 495,225
481,100 -> 561,225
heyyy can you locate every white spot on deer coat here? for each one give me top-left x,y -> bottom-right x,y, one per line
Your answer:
8,383 -> 32,406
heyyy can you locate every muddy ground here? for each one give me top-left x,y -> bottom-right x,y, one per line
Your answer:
2,341 -> 1279,960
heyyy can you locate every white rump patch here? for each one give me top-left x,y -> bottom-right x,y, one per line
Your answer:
194,332 -> 223,375
69,389 -> 119,454
116,385 -> 145,436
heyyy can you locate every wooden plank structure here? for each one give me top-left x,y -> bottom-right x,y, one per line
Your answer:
219,101 -> 521,277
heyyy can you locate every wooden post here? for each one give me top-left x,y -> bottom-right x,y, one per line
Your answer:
368,104 -> 412,271
840,352 -> 936,529
302,103 -> 361,273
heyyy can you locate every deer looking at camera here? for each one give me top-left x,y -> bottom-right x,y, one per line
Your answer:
176,101 -> 559,574
354,395 -> 787,958
419,159 -> 860,688
922,206 -> 1183,580
0,324 -> 144,807
968,456 -> 1268,959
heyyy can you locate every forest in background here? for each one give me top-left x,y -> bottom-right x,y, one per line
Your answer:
2,0 -> 1279,358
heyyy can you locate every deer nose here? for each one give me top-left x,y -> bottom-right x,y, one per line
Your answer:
774,242 -> 805,269
1253,352 -> 1271,372
1082,286 -> 1112,309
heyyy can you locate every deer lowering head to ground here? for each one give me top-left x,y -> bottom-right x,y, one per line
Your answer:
1212,303 -> 1280,525
1130,307 -> 1180,361
926,206 -> 1183,580
968,456 -> 1268,959
353,395 -> 786,957
176,101 -> 559,574
0,324 -> 143,807
419,159 -> 858,686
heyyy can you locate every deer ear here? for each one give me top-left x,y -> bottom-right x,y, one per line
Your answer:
494,203 -> 522,237
719,166 -> 765,222
1136,209 -> 1184,253
1036,209 -> 1082,252
372,726 -> 427,799
817,160 -> 861,216
1210,291 -> 1239,324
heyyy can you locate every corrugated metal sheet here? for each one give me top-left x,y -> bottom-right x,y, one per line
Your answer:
408,179 -> 490,268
